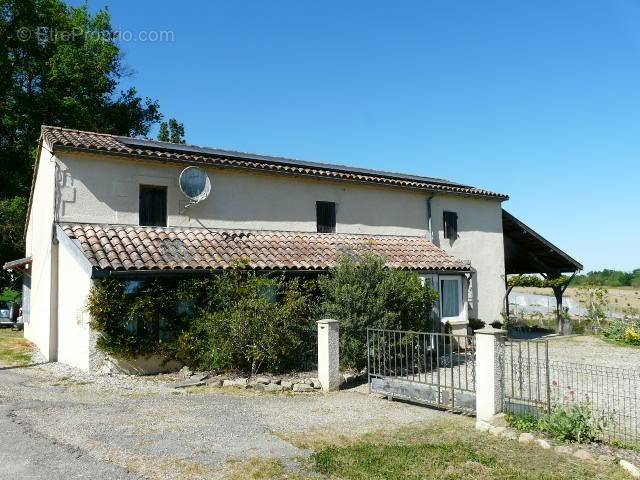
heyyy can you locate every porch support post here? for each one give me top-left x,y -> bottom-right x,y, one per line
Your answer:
475,326 -> 506,424
317,319 -> 341,392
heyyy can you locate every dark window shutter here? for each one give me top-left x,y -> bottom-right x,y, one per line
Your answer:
316,201 -> 336,233
139,186 -> 167,227
443,211 -> 458,239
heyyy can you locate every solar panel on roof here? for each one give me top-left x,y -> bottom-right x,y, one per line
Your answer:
115,136 -> 466,188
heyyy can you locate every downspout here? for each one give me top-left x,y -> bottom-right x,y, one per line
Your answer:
426,194 -> 434,242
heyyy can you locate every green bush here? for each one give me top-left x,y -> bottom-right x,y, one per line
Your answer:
88,272 -> 314,374
176,273 -> 314,374
538,403 -> 608,443
318,253 -> 439,369
88,252 -> 441,373
505,412 -> 540,432
506,404 -> 609,444
601,317 -> 640,346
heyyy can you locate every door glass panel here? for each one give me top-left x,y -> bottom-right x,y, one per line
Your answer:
441,279 -> 460,318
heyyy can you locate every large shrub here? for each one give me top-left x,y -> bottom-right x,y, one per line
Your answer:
87,272 -> 314,373
602,316 -> 640,346
176,272 -> 314,374
318,253 -> 439,369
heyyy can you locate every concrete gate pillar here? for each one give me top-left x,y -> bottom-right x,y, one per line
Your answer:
317,319 -> 341,391
475,326 -> 506,423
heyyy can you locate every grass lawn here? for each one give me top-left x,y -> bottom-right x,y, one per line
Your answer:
259,418 -> 631,480
0,328 -> 34,367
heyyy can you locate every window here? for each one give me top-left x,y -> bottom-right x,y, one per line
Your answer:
443,211 -> 458,239
316,201 -> 336,233
139,185 -> 167,227
440,276 -> 463,322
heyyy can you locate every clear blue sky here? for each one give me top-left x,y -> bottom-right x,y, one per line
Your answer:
72,0 -> 640,272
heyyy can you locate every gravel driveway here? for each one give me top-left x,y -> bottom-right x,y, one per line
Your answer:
545,335 -> 640,368
0,363 -> 452,479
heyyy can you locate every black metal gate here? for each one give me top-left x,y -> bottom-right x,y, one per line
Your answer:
367,328 -> 476,414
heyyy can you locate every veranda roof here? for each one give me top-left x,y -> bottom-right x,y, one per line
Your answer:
60,224 -> 469,275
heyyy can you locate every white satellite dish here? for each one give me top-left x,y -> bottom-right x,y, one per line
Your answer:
179,166 -> 211,206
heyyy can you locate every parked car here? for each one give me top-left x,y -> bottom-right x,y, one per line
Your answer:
0,300 -> 19,327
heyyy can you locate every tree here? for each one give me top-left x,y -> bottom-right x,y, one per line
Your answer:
157,118 -> 186,144
0,0 -> 163,289
318,252 -> 439,369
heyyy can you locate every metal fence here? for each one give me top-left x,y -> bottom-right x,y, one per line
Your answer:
368,328 -> 476,414
503,340 -> 551,414
503,340 -> 640,445
296,327 -> 318,371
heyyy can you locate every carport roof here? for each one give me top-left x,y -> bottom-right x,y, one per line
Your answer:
503,209 -> 582,275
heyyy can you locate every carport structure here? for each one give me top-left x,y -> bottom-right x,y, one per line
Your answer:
502,210 -> 583,333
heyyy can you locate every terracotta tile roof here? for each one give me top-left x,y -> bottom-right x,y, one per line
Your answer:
61,224 -> 469,272
42,126 -> 508,200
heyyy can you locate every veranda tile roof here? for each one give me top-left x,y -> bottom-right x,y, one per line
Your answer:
42,126 -> 508,200
61,224 -> 469,272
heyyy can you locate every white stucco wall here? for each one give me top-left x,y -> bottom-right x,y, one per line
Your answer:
24,145 -> 57,360
56,225 -> 93,370
430,195 -> 506,323
56,152 -> 429,236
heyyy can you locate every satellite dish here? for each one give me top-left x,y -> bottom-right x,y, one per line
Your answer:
179,166 -> 211,205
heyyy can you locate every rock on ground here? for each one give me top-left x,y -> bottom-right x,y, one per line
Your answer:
620,459 -> 640,478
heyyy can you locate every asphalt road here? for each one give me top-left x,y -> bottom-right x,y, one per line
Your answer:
0,367 -> 138,480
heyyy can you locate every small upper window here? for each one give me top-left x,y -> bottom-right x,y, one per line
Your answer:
316,201 -> 336,233
139,185 -> 167,227
443,211 -> 458,240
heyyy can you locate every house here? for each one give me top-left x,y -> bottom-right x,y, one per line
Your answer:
4,126 -> 581,372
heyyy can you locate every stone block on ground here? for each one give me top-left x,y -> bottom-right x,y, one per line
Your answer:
252,382 -> 265,391
256,376 -> 271,384
475,421 -> 492,432
518,433 -> 535,444
264,383 -> 284,392
172,378 -> 205,389
280,380 -> 294,390
489,413 -> 508,428
223,378 -> 249,388
620,460 -> 640,478
554,445 -> 573,455
489,426 -> 506,437
535,439 -> 551,449
501,429 -> 518,440
343,372 -> 357,383
176,366 -> 191,380
307,378 -> 321,389
292,383 -> 314,393
204,378 -> 223,387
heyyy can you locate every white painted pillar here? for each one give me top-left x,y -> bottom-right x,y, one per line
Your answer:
475,326 -> 506,423
317,319 -> 341,391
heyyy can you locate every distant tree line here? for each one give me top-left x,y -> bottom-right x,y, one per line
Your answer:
571,269 -> 640,288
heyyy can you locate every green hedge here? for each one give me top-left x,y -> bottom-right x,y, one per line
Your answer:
87,254 -> 439,373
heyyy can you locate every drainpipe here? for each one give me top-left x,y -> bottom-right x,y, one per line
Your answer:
426,195 -> 434,242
